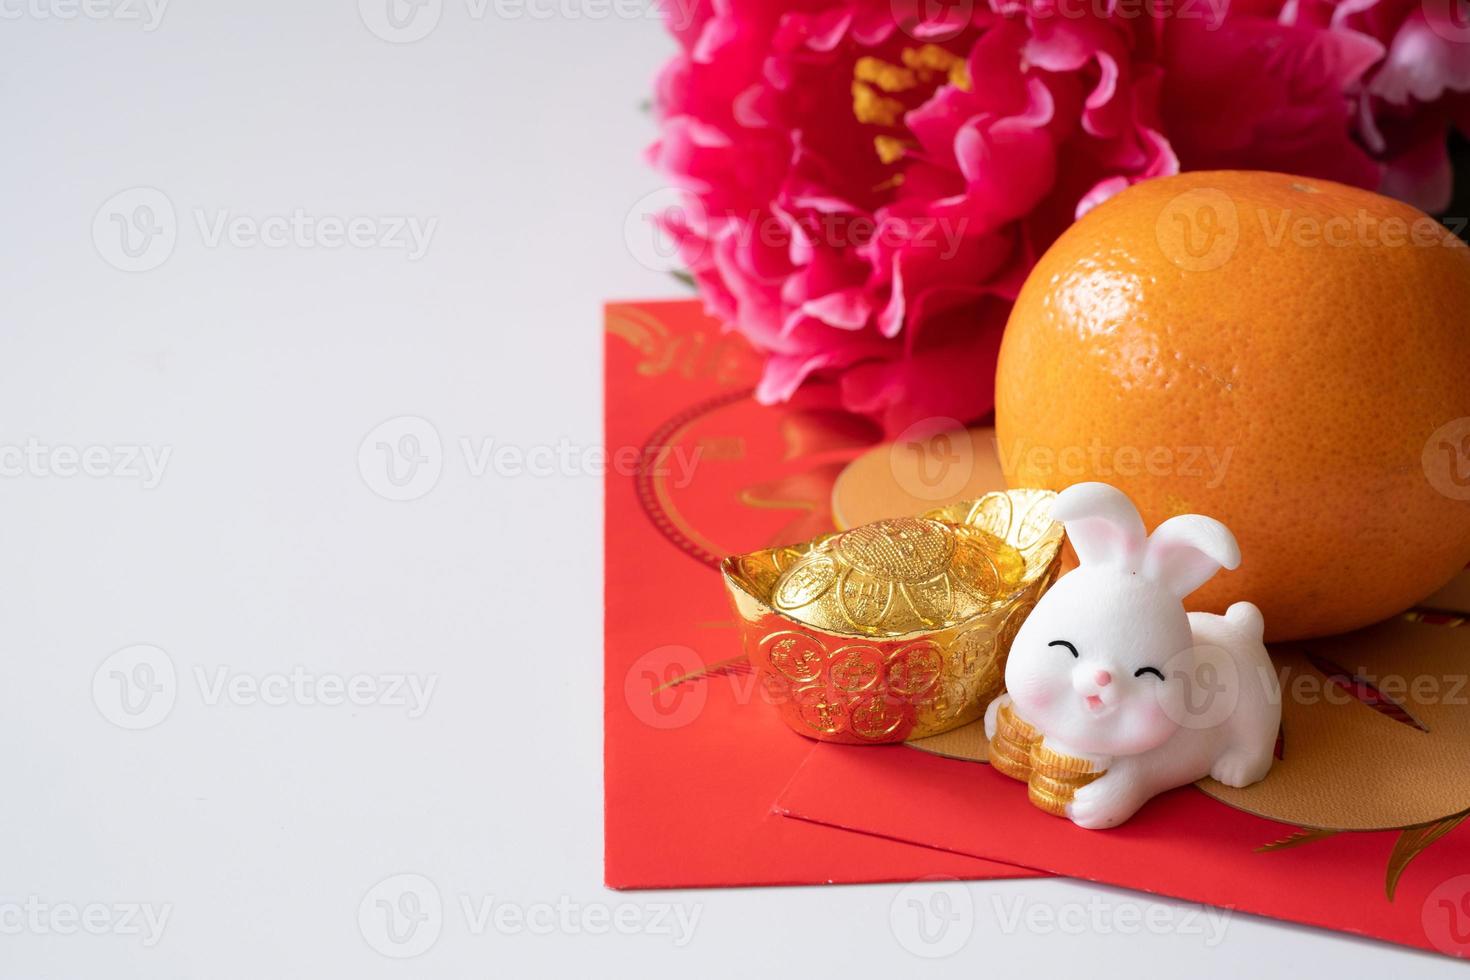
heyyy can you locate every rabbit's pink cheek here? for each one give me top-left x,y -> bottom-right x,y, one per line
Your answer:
1123,700 -> 1175,743
1008,670 -> 1055,708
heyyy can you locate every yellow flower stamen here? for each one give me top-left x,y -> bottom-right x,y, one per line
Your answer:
853,56 -> 918,93
901,44 -> 958,74
851,80 -> 905,128
852,44 -> 971,165
873,136 -> 910,165
901,44 -> 971,91
948,60 -> 971,91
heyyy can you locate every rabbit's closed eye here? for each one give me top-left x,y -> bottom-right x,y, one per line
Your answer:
1048,640 -> 1079,658
1133,666 -> 1165,681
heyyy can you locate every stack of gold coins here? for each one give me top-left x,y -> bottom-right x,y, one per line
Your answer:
987,701 -> 1107,817
1027,743 -> 1105,817
988,701 -> 1040,783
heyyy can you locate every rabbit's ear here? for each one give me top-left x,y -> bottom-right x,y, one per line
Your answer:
1051,482 -> 1147,571
1141,514 -> 1241,599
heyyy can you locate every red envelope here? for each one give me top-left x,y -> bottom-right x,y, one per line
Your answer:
776,734 -> 1470,957
772,567 -> 1470,957
603,299 -> 1040,888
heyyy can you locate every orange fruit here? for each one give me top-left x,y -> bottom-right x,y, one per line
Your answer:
995,170 -> 1470,641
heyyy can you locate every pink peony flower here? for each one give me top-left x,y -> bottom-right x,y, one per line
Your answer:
648,0 -> 1465,433
1274,0 -> 1470,212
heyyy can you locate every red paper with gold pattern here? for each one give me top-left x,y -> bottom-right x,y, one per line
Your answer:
603,299 -> 1039,888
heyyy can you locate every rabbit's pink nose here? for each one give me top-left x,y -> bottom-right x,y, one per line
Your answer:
1094,670 -> 1113,687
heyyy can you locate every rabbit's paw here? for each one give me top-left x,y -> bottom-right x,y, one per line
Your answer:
1209,749 -> 1272,788
1066,776 -> 1145,830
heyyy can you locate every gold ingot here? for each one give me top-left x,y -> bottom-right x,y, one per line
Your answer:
722,490 -> 1064,744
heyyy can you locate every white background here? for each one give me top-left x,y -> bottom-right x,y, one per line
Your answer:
0,2 -> 1463,975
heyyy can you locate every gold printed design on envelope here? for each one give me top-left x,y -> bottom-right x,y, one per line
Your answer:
606,308 -> 761,384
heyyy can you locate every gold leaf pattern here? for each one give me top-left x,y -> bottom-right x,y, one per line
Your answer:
1254,828 -> 1339,853
1385,810 -> 1469,901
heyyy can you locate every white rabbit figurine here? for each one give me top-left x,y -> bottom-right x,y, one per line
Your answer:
984,482 -> 1280,829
